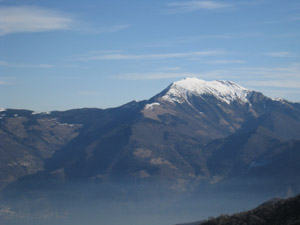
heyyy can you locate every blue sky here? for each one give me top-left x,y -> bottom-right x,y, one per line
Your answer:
1,0 -> 300,111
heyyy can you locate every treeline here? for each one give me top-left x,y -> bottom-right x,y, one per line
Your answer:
200,194 -> 300,225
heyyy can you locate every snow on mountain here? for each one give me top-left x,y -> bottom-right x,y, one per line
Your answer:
31,111 -> 51,115
161,77 -> 252,104
144,102 -> 160,110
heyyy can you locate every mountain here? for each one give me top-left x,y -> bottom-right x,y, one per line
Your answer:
0,77 -> 300,224
46,78 -> 300,188
1,78 -> 300,190
0,109 -> 81,189
196,193 -> 300,225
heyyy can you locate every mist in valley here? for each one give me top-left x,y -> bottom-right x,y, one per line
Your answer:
1,178 -> 294,225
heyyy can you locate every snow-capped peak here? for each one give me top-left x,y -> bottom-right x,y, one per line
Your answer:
162,77 -> 251,104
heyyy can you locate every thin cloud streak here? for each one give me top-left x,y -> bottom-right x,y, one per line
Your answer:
161,67 -> 182,71
79,51 -> 225,61
117,63 -> 300,90
261,16 -> 300,25
185,63 -> 300,81
265,52 -> 296,57
115,72 -> 197,80
142,32 -> 264,48
223,64 -> 300,80
0,6 -> 74,35
96,24 -> 131,33
0,61 -> 55,68
166,0 -> 231,14
246,80 -> 300,89
88,50 -> 122,54
205,60 -> 245,64
0,6 -> 131,36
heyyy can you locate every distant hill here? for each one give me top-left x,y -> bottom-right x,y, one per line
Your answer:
198,193 -> 300,225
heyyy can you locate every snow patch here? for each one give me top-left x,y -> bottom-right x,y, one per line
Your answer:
150,157 -> 176,169
144,102 -> 160,110
58,123 -> 76,127
0,108 -> 5,112
162,77 -> 251,104
39,118 -> 81,128
32,111 -> 51,115
272,97 -> 287,103
56,120 -> 81,127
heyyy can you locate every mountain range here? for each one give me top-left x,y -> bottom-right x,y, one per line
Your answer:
1,77 -> 300,224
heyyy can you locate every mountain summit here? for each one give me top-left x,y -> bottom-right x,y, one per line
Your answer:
161,77 -> 251,104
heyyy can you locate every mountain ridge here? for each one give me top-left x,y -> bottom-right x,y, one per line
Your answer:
0,77 -> 300,223
1,77 -> 300,189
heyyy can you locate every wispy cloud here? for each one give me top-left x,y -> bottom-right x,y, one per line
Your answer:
0,76 -> 14,85
205,60 -> 245,64
0,80 -> 6,85
0,61 -> 54,68
0,6 -> 74,36
96,24 -> 131,33
116,63 -> 300,88
166,0 -> 231,14
88,50 -> 121,54
0,6 -> 131,36
172,33 -> 262,43
79,50 -> 225,61
161,66 -> 182,71
262,16 -> 300,25
142,32 -> 263,48
264,52 -> 296,57
115,72 -> 197,80
202,63 -> 300,81
246,80 -> 300,89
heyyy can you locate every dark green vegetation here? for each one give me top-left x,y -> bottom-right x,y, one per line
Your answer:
198,193 -> 300,225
